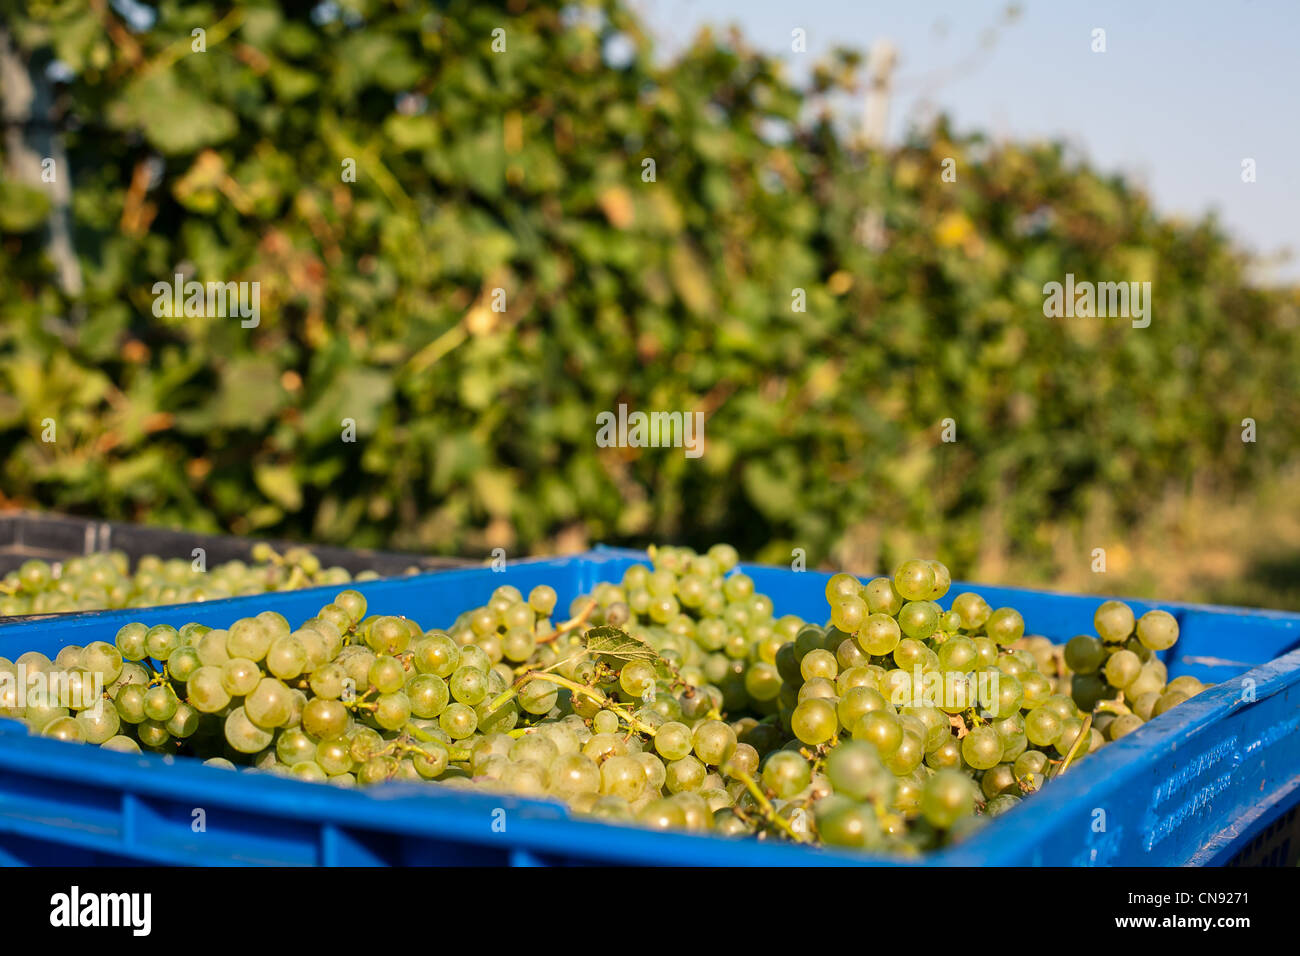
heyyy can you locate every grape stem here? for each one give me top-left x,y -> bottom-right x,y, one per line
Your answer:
519,672 -> 660,736
537,598 -> 598,645
401,723 -> 471,761
1053,713 -> 1093,778
728,767 -> 808,843
481,652 -> 587,718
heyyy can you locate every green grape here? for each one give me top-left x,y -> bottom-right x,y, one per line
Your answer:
334,589 -> 367,626
971,637 -> 999,669
824,572 -> 860,605
981,763 -> 1019,800
374,692 -> 412,731
1103,649 -> 1142,689
862,577 -> 904,616
366,616 -> 412,656
920,770 -> 975,828
903,704 -> 951,752
883,731 -> 924,775
898,601 -> 939,640
1013,749 -> 1048,790
42,715 -> 84,743
137,719 -> 171,749
195,630 -> 231,668
167,646 -> 202,683
245,678 -> 294,729
1131,690 -> 1161,722
892,638 -> 927,672
412,633 -> 460,678
985,608 -> 1025,646
692,719 -> 737,766
925,736 -> 963,770
950,592 -> 992,632
1055,717 -> 1089,758
1041,694 -> 1078,721
1165,675 -> 1205,698
458,645 -> 491,673
302,698 -> 348,739
600,755 -> 647,800
619,659 -> 658,698
145,624 -> 181,661
186,665 -> 231,713
893,560 -> 936,602
220,657 -> 262,697
358,756 -> 398,785
1136,610 -> 1179,651
1094,600 -> 1136,643
115,622 -> 149,662
82,642 -> 124,685
1109,713 -> 1145,740
825,740 -> 893,802
76,702 -> 121,744
527,585 -> 558,616
800,648 -> 838,683
224,706 -> 272,754
936,636 -> 977,672
165,702 -> 201,739
227,618 -> 273,662
102,735 -> 142,755
115,684 -> 147,724
548,753 -> 602,795
1064,635 -> 1106,674
407,674 -> 450,719
650,721 -> 691,761
316,604 -> 353,639
986,673 -> 1024,719
1127,661 -> 1167,700
665,755 -> 707,794
315,737 -> 353,776
837,686 -> 888,730
857,613 -> 902,657
449,666 -> 489,706
853,711 -> 903,756
589,710 -> 618,735
761,750 -> 811,799
142,684 -> 179,722
1020,671 -> 1053,709
1153,689 -> 1189,716
439,702 -> 478,739
958,726 -> 1001,770
723,573 -> 754,602
367,656 -> 404,695
706,544 -> 739,573
1024,707 -> 1063,747
518,680 -> 558,715
830,594 -> 868,633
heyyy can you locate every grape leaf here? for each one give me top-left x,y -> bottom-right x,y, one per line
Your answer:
583,626 -> 660,665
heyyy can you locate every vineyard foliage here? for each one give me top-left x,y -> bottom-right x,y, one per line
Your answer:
1,0 -> 1296,572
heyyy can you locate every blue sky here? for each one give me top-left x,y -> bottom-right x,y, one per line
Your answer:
632,0 -> 1299,281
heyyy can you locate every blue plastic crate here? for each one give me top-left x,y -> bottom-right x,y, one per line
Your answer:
1,546 -> 1298,866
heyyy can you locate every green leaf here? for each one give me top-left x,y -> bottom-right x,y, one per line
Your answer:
254,463 -> 303,511
0,182 -> 51,232
583,626 -> 660,665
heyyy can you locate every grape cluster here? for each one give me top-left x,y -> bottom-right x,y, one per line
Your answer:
0,546 -> 1208,856
0,544 -> 391,616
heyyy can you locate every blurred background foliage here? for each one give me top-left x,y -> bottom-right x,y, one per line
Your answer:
0,0 -> 1297,601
